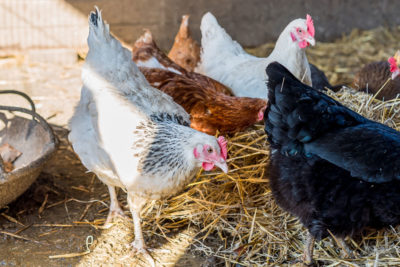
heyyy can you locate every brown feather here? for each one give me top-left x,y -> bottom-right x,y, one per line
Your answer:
132,30 -> 233,96
353,61 -> 400,100
168,15 -> 201,72
132,30 -> 266,135
139,67 -> 267,135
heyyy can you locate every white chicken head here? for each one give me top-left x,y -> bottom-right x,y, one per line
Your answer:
193,136 -> 228,173
388,50 -> 400,80
289,14 -> 315,49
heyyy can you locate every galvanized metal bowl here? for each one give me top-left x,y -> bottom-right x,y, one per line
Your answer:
0,90 -> 58,208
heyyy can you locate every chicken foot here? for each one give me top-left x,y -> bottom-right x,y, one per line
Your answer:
104,185 -> 127,228
302,232 -> 315,266
128,193 -> 155,267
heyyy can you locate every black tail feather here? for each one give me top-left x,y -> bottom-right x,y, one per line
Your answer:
89,6 -> 101,27
90,11 -> 98,26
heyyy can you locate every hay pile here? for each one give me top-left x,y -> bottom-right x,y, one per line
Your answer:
136,27 -> 400,266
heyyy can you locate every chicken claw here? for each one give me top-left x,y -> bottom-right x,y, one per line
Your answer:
130,241 -> 155,267
103,207 -> 127,228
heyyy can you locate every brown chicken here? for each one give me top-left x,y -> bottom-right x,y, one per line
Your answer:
353,60 -> 400,100
133,30 -> 232,96
132,31 -> 267,135
168,15 -> 201,72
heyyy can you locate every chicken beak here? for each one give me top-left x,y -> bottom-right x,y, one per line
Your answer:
214,160 -> 228,173
306,37 -> 315,46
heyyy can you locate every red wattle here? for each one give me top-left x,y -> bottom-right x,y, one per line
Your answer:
299,40 -> 308,49
257,110 -> 264,121
202,162 -> 215,171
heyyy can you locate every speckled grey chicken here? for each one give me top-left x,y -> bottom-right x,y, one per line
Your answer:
68,8 -> 228,266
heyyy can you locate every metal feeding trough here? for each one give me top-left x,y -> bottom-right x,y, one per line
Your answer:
0,90 -> 58,208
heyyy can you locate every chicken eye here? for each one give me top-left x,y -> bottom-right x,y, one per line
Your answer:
207,147 -> 213,153
298,28 -> 302,33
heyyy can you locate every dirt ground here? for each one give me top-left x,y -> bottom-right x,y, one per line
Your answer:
0,56 -> 212,267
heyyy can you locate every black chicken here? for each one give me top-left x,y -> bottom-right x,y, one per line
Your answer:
309,63 -> 342,92
264,62 -> 400,265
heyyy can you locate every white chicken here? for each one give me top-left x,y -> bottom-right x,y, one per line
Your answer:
68,7 -> 228,266
196,12 -> 315,99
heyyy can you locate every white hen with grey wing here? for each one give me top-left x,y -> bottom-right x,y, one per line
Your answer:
68,7 -> 228,267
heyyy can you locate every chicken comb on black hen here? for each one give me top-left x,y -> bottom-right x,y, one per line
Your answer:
264,61 -> 400,265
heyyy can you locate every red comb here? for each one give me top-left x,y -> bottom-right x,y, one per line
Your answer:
388,57 -> 398,72
306,14 -> 315,37
217,136 -> 227,160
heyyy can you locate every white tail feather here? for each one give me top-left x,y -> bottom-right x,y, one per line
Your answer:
88,6 -> 111,45
200,12 -> 247,58
85,6 -> 147,82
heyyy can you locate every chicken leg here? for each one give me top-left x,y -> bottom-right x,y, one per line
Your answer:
302,232 -> 315,266
127,193 -> 155,267
104,185 -> 126,227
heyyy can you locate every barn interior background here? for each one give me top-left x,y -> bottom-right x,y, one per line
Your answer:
1,0 -> 400,266
1,0 -> 399,55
